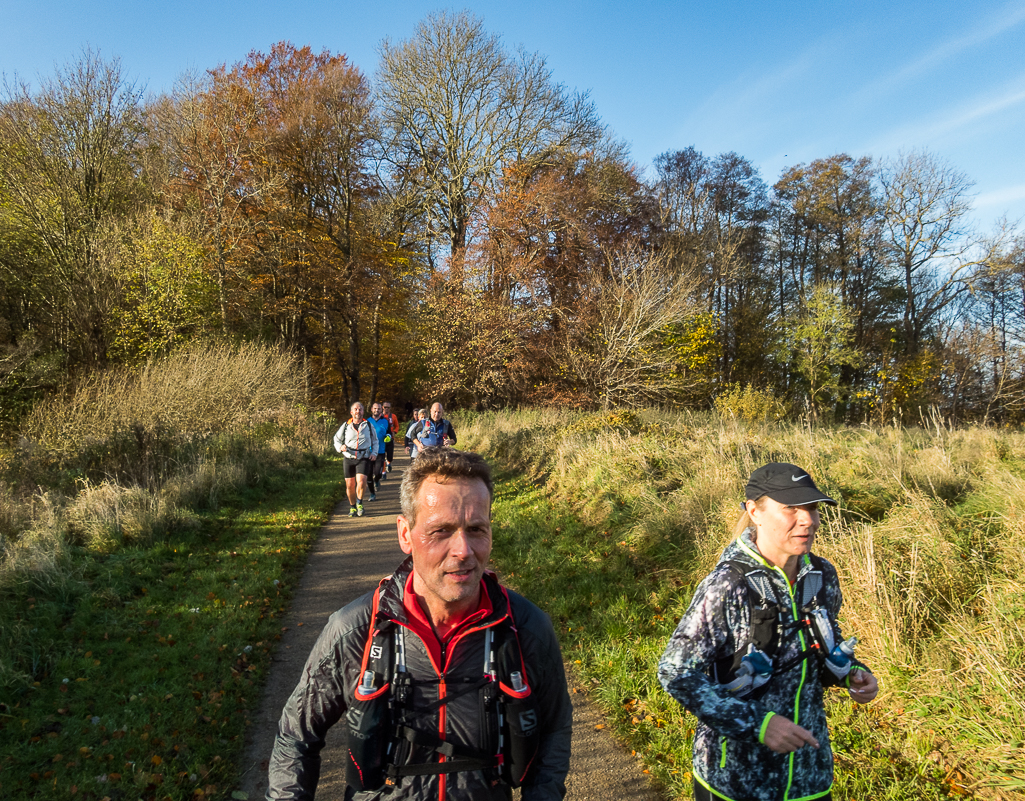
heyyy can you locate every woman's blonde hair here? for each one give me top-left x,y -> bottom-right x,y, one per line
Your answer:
733,496 -> 768,538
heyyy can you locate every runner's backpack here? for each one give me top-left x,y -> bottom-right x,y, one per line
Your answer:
415,418 -> 449,448
341,418 -> 373,459
345,573 -> 541,793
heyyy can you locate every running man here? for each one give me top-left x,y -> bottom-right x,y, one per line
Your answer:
332,402 -> 379,517
407,402 -> 457,453
367,402 -> 390,501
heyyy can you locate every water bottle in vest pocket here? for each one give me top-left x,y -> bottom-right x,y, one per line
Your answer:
496,634 -> 541,787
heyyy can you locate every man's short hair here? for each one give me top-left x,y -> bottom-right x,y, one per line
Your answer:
400,447 -> 494,528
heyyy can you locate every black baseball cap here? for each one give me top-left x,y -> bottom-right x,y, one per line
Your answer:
745,463 -> 837,506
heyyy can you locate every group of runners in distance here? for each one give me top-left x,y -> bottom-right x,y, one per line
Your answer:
271,408 -> 877,801
331,400 -> 457,518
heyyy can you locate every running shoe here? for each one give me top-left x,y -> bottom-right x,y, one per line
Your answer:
356,503 -> 364,517
349,507 -> 357,518
369,493 -> 377,501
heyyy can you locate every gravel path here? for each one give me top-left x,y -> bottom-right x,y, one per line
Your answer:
237,453 -> 665,800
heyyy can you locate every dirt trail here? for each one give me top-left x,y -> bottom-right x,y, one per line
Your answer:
238,453 -> 664,800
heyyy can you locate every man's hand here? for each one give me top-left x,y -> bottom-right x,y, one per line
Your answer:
370,453 -> 377,461
762,714 -> 819,754
848,670 -> 878,703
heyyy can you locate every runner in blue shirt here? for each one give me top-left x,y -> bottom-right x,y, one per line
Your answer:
367,402 -> 391,501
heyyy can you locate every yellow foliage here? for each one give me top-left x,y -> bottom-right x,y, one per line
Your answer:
714,384 -> 787,424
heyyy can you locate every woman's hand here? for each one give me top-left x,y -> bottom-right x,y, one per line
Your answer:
848,669 -> 878,703
762,714 -> 819,754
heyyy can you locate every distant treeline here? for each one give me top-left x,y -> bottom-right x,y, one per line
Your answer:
1,10 -> 1021,426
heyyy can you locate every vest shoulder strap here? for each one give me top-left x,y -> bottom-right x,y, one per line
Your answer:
713,555 -> 828,690
347,576 -> 541,791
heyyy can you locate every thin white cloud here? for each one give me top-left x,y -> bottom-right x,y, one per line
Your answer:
975,183 -> 1025,208
677,39 -> 833,147
863,76 -> 1025,153
851,1 -> 1025,104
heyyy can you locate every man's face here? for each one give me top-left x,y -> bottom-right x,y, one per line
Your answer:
397,477 -> 492,615
431,403 -> 444,422
383,404 -> 392,417
371,403 -> 382,418
350,403 -> 364,421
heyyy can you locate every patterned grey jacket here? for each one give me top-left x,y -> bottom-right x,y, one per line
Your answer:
658,530 -> 868,801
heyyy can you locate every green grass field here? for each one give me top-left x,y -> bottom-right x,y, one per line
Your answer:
0,457 -> 346,801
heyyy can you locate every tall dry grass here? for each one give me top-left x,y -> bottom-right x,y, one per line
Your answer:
0,341 -> 333,585
456,409 -> 1025,797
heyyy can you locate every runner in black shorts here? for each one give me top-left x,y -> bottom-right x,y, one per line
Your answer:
332,401 -> 379,517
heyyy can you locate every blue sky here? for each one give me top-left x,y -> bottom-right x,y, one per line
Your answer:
4,0 -> 1024,230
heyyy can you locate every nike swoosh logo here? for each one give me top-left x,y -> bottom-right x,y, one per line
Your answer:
792,475 -> 808,482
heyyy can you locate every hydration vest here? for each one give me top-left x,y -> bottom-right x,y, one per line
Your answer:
711,554 -> 841,698
415,418 -> 448,448
342,419 -> 375,459
345,573 -> 541,794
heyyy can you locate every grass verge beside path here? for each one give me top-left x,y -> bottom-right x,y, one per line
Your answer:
0,457 -> 346,801
466,409 -> 1025,801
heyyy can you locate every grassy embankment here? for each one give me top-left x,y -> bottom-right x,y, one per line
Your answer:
0,344 -> 346,801
456,409 -> 1025,801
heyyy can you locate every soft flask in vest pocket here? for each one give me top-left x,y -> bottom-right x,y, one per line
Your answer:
346,612 -> 395,792
496,636 -> 541,787
345,687 -> 390,791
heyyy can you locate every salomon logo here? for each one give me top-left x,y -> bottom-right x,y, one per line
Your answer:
370,645 -> 383,660
519,710 -> 538,734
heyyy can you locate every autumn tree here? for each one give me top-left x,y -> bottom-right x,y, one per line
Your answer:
106,211 -> 218,363
767,154 -> 894,418
651,148 -> 772,392
879,150 -> 987,354
0,49 -> 146,367
561,245 -> 705,409
413,280 -> 536,409
434,148 -> 659,406
652,146 -> 713,261
156,67 -> 268,327
376,10 -> 604,272
479,149 -> 650,309
158,44 -> 418,407
786,282 -> 861,419
955,233 -> 1025,420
